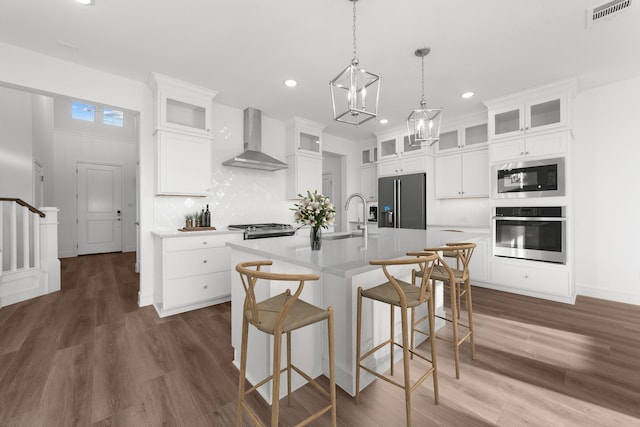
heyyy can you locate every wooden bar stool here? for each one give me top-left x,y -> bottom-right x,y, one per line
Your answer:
355,254 -> 439,427
409,243 -> 476,379
235,260 -> 336,427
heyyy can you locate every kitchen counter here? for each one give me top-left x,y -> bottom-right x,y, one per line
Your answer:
151,228 -> 243,238
228,227 -> 485,401
226,227 -> 485,278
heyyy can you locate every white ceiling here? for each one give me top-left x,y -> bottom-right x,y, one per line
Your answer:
1,0 -> 639,141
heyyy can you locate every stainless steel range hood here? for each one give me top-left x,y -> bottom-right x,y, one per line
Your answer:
222,108 -> 288,171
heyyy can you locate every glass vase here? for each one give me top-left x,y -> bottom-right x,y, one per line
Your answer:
310,227 -> 322,251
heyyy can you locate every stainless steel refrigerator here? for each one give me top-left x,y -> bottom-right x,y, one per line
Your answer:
378,172 -> 426,229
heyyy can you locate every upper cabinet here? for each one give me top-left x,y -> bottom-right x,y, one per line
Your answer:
286,117 -> 325,198
361,145 -> 378,165
377,132 -> 427,162
286,116 -> 323,158
484,79 -> 576,141
148,72 -> 217,138
156,130 -> 212,196
148,73 -> 217,196
436,112 -> 488,154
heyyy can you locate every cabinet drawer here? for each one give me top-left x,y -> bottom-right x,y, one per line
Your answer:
165,247 -> 229,279
165,234 -> 235,251
164,271 -> 230,309
490,261 -> 570,296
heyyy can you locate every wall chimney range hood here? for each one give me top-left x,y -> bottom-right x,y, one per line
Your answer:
222,108 -> 288,171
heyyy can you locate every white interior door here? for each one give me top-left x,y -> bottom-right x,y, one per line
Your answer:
77,162 -> 122,255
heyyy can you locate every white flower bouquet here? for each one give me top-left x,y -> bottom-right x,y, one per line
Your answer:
292,190 -> 336,230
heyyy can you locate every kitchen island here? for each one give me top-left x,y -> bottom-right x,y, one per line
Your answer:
227,228 -> 485,401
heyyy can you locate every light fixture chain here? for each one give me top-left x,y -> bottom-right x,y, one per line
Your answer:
352,0 -> 357,59
421,55 -> 425,101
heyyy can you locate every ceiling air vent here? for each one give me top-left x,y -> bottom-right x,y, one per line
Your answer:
587,0 -> 636,26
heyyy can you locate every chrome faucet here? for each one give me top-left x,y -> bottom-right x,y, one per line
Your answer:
345,193 -> 368,240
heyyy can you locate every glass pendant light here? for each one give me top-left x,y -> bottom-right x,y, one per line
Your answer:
407,47 -> 443,147
330,0 -> 381,126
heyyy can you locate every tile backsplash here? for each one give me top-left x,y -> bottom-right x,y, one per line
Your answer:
154,102 -> 295,232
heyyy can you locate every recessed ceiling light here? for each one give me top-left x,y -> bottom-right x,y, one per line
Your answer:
75,0 -> 94,4
284,79 -> 297,88
460,91 -> 475,99
379,118 -> 388,124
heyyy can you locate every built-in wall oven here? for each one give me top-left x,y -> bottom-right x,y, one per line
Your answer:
493,157 -> 565,198
493,206 -> 566,264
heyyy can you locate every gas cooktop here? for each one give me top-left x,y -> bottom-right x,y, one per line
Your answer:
228,223 -> 296,240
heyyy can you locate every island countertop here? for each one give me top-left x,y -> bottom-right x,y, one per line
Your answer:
226,227 -> 485,278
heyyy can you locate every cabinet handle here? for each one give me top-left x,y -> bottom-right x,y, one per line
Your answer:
525,151 -> 529,155
202,241 -> 208,245
520,151 -> 524,155
203,285 -> 208,289
203,259 -> 207,263
524,275 -> 529,279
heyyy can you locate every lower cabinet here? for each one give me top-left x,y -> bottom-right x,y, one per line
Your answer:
489,259 -> 571,298
154,232 -> 242,317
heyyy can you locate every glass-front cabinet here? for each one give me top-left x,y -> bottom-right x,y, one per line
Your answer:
377,132 -> 427,161
485,79 -> 576,141
148,72 -> 217,137
436,112 -> 488,154
361,146 -> 377,165
286,117 -> 324,158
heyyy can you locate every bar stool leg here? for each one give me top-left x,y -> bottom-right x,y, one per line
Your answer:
390,305 -> 395,376
427,290 -> 439,404
450,281 -> 461,380
410,307 -> 416,360
287,330 -> 292,407
328,307 -> 337,427
271,330 -> 282,426
401,306 -> 412,427
355,287 -> 363,404
237,315 -> 249,427
466,279 -> 476,359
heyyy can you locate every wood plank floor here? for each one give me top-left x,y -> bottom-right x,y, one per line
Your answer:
1,252 -> 639,426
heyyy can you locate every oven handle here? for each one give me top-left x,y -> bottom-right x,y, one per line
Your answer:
493,216 -> 566,221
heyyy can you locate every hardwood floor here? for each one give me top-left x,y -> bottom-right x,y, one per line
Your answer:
1,252 -> 639,426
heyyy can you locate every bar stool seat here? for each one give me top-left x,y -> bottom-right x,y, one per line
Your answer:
235,260 -> 336,427
356,254 -> 440,427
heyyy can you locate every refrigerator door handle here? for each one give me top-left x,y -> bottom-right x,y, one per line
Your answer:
392,179 -> 397,228
396,178 -> 401,228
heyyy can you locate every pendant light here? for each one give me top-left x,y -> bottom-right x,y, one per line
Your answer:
407,47 -> 443,147
330,0 -> 381,126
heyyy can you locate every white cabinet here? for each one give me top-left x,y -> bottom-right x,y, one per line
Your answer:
435,149 -> 488,199
378,155 -> 427,178
377,133 -> 427,161
286,117 -> 325,199
490,259 -> 571,298
360,164 -> 377,201
286,116 -> 323,157
156,130 -> 212,196
485,79 -> 576,141
154,232 -> 243,317
489,131 -> 569,163
436,114 -> 488,154
361,146 -> 377,165
148,72 -> 217,138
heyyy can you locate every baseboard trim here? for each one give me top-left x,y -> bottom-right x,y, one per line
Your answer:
576,285 -> 640,306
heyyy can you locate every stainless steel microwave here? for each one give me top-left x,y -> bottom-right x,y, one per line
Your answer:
493,157 -> 565,198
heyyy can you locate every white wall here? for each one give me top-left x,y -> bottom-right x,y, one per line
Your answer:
31,94 -> 55,207
324,133 -> 362,229
573,75 -> 640,304
0,86 -> 33,202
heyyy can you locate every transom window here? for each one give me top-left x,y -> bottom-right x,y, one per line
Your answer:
71,101 -> 124,127
103,108 -> 124,127
71,101 -> 95,122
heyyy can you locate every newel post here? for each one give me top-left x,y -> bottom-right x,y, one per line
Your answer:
39,207 -> 60,293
